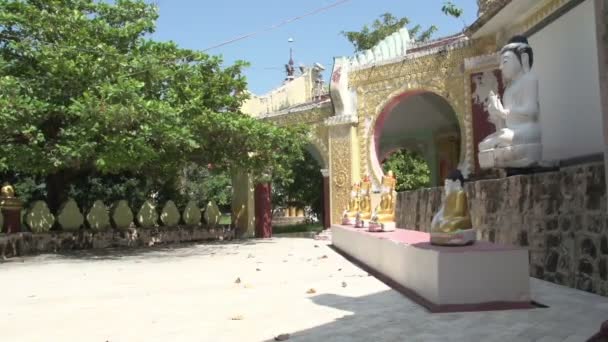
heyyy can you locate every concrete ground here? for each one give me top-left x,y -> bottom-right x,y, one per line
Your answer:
1,236 -> 607,342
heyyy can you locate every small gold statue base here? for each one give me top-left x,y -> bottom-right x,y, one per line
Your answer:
430,228 -> 476,246
367,221 -> 396,232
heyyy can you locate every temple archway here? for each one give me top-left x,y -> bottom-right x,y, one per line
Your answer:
371,90 -> 462,187
271,144 -> 330,229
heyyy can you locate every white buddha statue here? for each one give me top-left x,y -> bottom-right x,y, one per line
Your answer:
478,35 -> 542,169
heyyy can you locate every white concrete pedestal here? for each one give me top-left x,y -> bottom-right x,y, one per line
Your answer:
331,225 -> 532,312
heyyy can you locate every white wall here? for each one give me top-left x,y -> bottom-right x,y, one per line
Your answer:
529,0 -> 603,161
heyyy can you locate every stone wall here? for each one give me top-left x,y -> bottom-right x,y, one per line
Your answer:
0,227 -> 233,259
396,162 -> 608,296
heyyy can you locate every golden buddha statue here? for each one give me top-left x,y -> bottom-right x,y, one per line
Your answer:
359,175 -> 372,220
430,170 -> 475,246
342,182 -> 361,225
368,171 -> 397,232
376,170 -> 396,222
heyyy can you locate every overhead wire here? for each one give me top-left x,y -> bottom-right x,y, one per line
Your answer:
202,0 -> 352,52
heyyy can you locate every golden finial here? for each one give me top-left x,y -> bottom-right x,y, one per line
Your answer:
1,183 -> 15,198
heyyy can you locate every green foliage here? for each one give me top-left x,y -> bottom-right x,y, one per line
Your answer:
442,1 -> 464,18
0,0 -> 308,208
273,223 -> 324,235
272,148 -> 323,221
178,164 -> 232,209
382,150 -> 430,192
341,12 -> 438,52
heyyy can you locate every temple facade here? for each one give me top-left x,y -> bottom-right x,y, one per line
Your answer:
241,0 -> 608,226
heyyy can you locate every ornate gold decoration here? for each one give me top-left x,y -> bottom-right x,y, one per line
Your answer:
349,38 -> 495,184
0,183 -> 22,210
329,125 -> 353,223
263,104 -> 332,126
334,171 -> 347,187
516,0 -> 571,36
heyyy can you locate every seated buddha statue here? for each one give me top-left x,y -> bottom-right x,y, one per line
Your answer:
430,169 -> 475,246
368,171 -> 396,232
478,35 -> 542,169
342,182 -> 360,225
359,175 -> 372,220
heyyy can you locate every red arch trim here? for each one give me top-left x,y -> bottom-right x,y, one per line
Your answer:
373,90 -> 426,158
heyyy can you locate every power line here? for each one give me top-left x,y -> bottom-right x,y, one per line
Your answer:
202,0 -> 352,52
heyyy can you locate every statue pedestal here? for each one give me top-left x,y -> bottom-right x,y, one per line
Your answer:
430,228 -> 476,246
478,143 -> 542,169
342,217 -> 355,225
332,225 -> 533,312
367,221 -> 395,232
354,220 -> 367,229
381,222 -> 396,232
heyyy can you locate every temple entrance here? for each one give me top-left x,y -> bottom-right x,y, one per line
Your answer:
372,91 -> 461,187
381,149 -> 431,191
271,145 -> 329,229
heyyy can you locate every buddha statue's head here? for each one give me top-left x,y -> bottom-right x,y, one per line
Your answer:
500,35 -> 534,81
444,169 -> 465,195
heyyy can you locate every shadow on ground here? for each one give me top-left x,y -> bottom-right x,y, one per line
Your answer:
2,239 -> 276,265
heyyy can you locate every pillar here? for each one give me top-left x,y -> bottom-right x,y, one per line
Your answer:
254,183 -> 272,238
0,186 -> 22,234
595,0 -> 608,211
321,168 -> 331,229
327,118 -> 360,224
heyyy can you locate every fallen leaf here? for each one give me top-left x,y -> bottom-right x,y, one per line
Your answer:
275,333 -> 291,341
230,315 -> 244,320
235,277 -> 241,284
306,288 -> 316,294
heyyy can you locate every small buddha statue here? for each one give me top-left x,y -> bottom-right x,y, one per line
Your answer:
430,169 -> 475,246
359,175 -> 372,220
368,171 -> 397,232
342,182 -> 361,225
478,35 -> 542,169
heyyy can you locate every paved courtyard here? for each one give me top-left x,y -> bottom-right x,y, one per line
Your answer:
1,236 -> 607,342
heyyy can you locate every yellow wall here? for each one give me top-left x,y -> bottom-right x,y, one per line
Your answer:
241,71 -> 316,117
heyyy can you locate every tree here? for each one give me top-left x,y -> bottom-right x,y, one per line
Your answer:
442,1 -> 463,18
341,12 -> 438,52
382,149 -> 430,192
0,0 -> 308,211
272,149 -> 323,221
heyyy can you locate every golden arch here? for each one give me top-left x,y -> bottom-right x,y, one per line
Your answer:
363,83 -> 473,185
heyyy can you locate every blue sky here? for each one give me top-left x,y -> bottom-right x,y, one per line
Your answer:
150,0 -> 479,95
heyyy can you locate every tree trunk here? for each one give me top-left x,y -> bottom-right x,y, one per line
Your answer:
254,183 -> 272,238
46,170 -> 72,215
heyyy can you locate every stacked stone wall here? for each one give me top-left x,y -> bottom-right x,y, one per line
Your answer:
396,162 -> 608,296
